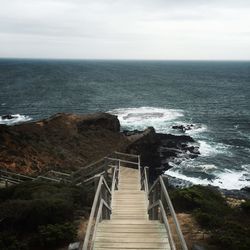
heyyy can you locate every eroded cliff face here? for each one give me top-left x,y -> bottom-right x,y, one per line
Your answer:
126,127 -> 199,180
0,113 -> 128,175
0,112 -> 200,180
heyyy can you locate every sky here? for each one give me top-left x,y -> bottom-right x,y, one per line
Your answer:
0,0 -> 250,60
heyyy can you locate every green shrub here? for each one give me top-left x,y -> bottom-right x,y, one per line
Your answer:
241,200 -> 250,214
0,181 -> 91,249
0,232 -> 28,250
0,198 -> 74,230
211,221 -> 250,250
38,222 -> 76,247
194,209 -> 223,229
170,185 -> 229,214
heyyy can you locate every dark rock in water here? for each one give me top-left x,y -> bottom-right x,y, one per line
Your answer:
165,175 -> 193,188
123,129 -> 143,136
1,114 -> 15,120
126,128 -> 199,181
221,188 -> 250,200
172,124 -> 194,132
241,186 -> 250,193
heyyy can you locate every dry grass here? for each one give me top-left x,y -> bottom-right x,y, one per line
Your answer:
169,213 -> 211,250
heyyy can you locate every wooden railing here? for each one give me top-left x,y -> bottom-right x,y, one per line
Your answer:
82,159 -> 121,250
106,151 -> 141,183
0,169 -> 72,186
81,151 -> 141,250
0,169 -> 35,185
141,168 -> 188,250
0,152 -> 127,187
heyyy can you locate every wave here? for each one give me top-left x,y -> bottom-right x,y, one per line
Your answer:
0,114 -> 32,125
198,140 -> 231,157
109,106 -> 245,190
166,163 -> 249,190
172,122 -> 208,136
109,107 -> 184,133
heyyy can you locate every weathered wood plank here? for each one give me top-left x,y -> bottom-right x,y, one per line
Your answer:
93,166 -> 170,250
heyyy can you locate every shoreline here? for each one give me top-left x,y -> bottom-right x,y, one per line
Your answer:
0,112 -> 249,199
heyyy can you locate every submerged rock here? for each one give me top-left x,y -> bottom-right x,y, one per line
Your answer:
1,114 -> 15,120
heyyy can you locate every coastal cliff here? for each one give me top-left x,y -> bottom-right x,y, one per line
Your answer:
0,112 -> 199,178
0,113 -> 129,175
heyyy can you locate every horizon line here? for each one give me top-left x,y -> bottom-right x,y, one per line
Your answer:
0,57 -> 250,62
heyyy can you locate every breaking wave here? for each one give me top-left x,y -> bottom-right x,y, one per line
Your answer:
198,140 -> 231,157
166,163 -> 250,190
0,114 -> 32,125
109,107 -> 184,133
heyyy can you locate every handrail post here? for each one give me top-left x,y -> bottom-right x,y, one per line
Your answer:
118,160 -> 121,183
144,167 -> 149,194
138,155 -> 141,184
82,176 -> 103,250
159,176 -> 188,250
103,188 -> 108,219
152,189 -> 157,220
158,201 -> 176,250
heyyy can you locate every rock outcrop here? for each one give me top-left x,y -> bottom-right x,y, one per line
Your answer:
0,113 -> 129,175
0,112 -> 200,181
126,128 -> 199,180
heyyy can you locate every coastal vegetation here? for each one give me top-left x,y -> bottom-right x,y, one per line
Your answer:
0,181 -> 92,250
170,185 -> 250,250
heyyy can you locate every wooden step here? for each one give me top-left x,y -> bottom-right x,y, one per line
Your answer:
98,224 -> 164,229
95,232 -> 168,238
92,166 -> 170,250
97,227 -> 166,233
94,242 -> 169,249
95,237 -> 168,243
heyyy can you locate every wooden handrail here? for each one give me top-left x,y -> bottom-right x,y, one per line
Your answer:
148,200 -> 160,211
159,176 -> 188,250
111,166 -> 118,207
114,151 -> 139,158
72,157 -> 105,177
82,176 -> 104,250
158,200 -> 176,250
105,157 -> 138,165
89,197 -> 112,250
140,170 -> 188,250
148,176 -> 160,195
144,167 -> 149,195
102,176 -> 112,196
82,156 -> 120,250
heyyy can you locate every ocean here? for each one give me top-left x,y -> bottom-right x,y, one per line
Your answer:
0,59 -> 249,190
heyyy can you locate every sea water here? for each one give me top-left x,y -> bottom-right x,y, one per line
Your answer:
0,59 -> 249,190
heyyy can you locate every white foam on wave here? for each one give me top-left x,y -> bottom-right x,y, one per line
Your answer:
198,140 -> 231,157
109,107 -> 184,133
166,163 -> 250,190
185,124 -> 208,135
171,122 -> 208,136
0,114 -> 32,125
195,164 -> 218,171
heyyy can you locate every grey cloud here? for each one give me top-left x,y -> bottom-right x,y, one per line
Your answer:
0,0 -> 249,59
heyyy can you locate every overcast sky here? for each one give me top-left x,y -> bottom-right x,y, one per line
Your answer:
0,0 -> 250,60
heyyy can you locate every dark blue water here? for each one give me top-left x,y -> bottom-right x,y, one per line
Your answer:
0,59 -> 249,189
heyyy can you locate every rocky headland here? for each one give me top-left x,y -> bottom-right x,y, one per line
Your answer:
0,112 -> 199,179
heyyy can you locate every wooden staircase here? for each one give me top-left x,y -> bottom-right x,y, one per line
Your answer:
93,166 -> 170,249
82,152 -> 188,250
